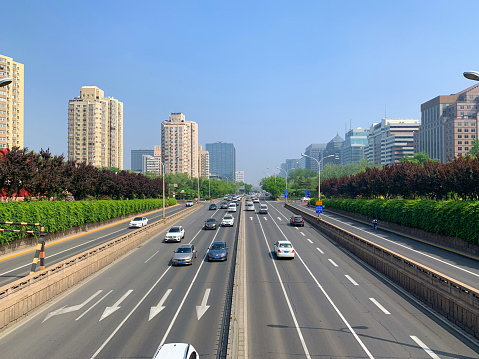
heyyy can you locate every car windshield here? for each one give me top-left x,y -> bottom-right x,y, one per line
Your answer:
211,243 -> 226,250
169,227 -> 180,232
176,247 -> 191,253
133,217 -> 142,221
279,243 -> 292,248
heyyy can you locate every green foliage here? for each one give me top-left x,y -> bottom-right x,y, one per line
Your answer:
260,176 -> 286,198
469,139 -> 479,156
400,152 -> 438,165
323,198 -> 479,244
0,199 -> 165,244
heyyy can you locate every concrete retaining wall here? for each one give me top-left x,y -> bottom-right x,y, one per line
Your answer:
0,204 -> 201,333
286,204 -> 479,340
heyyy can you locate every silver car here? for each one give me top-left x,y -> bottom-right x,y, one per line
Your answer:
171,244 -> 197,266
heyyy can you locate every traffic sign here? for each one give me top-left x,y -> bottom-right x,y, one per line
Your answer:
316,200 -> 322,205
305,190 -> 310,197
285,189 -> 288,198
316,205 -> 323,214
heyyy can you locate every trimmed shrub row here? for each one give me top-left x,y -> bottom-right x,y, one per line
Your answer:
322,198 -> 479,245
0,198 -> 177,244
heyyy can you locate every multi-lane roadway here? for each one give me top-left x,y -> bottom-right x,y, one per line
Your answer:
0,198 -> 478,358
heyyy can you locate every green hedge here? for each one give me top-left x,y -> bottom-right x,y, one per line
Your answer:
0,198 -> 173,244
323,198 -> 479,245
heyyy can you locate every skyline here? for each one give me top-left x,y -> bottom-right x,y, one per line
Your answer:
2,1 -> 479,185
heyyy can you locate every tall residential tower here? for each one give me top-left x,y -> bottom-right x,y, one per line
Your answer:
68,86 -> 123,169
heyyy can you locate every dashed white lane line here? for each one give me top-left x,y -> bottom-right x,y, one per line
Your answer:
369,298 -> 390,314
345,275 -> 358,286
300,232 -> 305,236
307,238 -> 313,244
328,259 -> 338,267
410,336 -> 440,359
316,247 -> 324,254
144,251 -> 159,263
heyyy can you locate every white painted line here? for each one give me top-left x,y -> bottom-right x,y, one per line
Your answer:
43,290 -> 103,322
277,217 -> 282,221
196,288 -> 211,320
100,289 -> 133,321
369,298 -> 390,314
316,247 -> 324,254
149,289 -> 172,321
410,336 -> 440,359
264,217 -> 267,221
307,238 -> 313,244
91,266 -> 172,358
345,275 -> 358,286
250,217 -> 253,220
76,290 -> 112,321
328,259 -> 338,267
144,251 -> 159,263
300,232 -> 305,236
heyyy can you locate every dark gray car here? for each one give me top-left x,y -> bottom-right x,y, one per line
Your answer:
172,244 -> 197,266
204,218 -> 218,230
207,241 -> 228,261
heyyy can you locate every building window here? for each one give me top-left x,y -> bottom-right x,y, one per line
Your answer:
458,147 -> 463,151
458,141 -> 462,144
465,147 -> 469,151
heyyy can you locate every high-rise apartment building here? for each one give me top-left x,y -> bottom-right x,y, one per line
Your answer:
420,83 -> 479,162
142,155 -> 161,173
131,149 -> 154,172
323,134 -> 344,166
205,141 -> 236,181
304,143 -> 326,172
365,118 -> 419,165
68,86 -> 123,169
235,170 -> 245,182
198,145 -> 210,178
161,113 -> 199,177
0,54 -> 24,149
341,128 -> 368,165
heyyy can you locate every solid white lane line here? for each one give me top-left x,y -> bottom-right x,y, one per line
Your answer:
267,213 -> 375,359
144,251 -> 159,263
307,238 -> 313,244
316,247 -> 324,254
410,336 -> 440,359
345,275 -> 358,286
90,266 -> 172,358
76,290 -> 113,321
369,298 -> 390,314
328,259 -> 338,267
256,214 -> 311,359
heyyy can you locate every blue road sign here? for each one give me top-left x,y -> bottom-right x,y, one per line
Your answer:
285,189 -> 289,198
316,205 -> 323,214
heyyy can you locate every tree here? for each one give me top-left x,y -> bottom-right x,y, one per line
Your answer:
400,152 -> 438,165
469,139 -> 479,156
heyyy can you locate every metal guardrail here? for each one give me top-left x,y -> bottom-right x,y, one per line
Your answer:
285,203 -> 479,340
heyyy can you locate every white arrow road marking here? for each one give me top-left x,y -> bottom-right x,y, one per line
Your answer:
196,288 -> 211,320
307,238 -> 313,244
149,289 -> 172,321
76,290 -> 112,321
250,217 -> 253,220
100,289 -> 133,321
300,232 -> 305,236
43,290 -> 102,322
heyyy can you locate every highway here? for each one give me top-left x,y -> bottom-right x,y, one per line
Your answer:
0,199 -> 478,358
0,204 -> 186,287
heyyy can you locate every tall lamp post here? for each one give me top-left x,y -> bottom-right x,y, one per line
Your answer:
160,155 -> 181,222
277,167 -> 288,203
464,71 -> 479,81
301,153 -> 334,209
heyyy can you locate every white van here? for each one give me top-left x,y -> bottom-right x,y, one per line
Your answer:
228,203 -> 237,212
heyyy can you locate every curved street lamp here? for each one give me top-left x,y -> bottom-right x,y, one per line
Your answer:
0,78 -> 12,88
301,153 -> 334,217
464,71 -> 479,81
277,167 -> 288,203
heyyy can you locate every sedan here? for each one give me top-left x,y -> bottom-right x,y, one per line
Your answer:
165,226 -> 185,242
204,218 -> 218,230
273,240 -> 295,259
209,203 -> 217,210
129,217 -> 148,228
290,215 -> 304,227
245,203 -> 255,211
221,214 -> 234,227
207,241 -> 228,261
220,202 -> 229,209
171,244 -> 197,266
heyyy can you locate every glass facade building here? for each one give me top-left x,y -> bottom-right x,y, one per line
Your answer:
205,142 -> 236,181
131,149 -> 154,172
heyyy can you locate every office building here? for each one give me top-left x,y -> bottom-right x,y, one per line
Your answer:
131,149 -> 154,172
279,158 -> 301,177
304,143 -> 326,172
323,134 -> 344,166
341,128 -> 368,165
205,141 -> 236,181
365,118 -> 419,165
420,83 -> 479,162
142,155 -> 161,174
161,113 -> 199,177
235,170 -> 245,182
198,145 -> 210,178
0,54 -> 24,149
68,86 -> 123,169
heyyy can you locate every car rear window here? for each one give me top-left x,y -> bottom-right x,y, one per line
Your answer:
211,243 -> 226,250
133,217 -> 142,221
177,247 -> 191,253
279,243 -> 292,248
169,227 -> 180,232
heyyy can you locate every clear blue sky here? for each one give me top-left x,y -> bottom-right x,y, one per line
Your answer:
3,0 -> 478,186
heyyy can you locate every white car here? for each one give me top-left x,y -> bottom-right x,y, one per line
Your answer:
273,240 -> 295,259
228,203 -> 237,212
259,204 -> 268,214
186,200 -> 194,207
129,217 -> 148,228
253,197 -> 260,203
246,203 -> 255,211
152,343 -> 199,359
221,214 -> 235,227
165,226 -> 185,242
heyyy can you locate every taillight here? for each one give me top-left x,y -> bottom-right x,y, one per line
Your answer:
292,249 -> 295,253
277,249 -> 281,253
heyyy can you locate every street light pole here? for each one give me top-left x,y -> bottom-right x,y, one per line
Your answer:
301,153 -> 333,217
277,167 -> 288,203
0,78 -> 13,88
